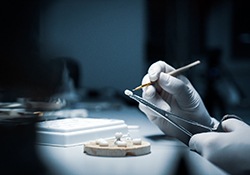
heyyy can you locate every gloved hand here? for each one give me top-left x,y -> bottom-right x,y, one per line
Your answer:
189,116 -> 250,175
139,61 -> 217,139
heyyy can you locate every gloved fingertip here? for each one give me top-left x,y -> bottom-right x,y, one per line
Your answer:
188,136 -> 195,150
188,134 -> 201,152
143,85 -> 155,99
221,116 -> 248,132
148,66 -> 160,82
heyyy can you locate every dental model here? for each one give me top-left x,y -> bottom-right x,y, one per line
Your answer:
84,132 -> 150,157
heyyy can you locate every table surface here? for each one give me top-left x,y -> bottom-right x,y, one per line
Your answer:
37,105 -> 228,175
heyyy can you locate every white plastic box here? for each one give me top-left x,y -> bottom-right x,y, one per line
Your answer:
36,118 -> 128,147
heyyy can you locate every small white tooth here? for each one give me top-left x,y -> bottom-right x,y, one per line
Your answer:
124,89 -> 133,96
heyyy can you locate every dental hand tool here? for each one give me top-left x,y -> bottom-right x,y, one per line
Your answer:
133,60 -> 200,91
124,89 -> 241,145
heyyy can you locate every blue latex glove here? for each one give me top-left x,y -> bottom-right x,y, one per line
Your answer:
189,116 -> 250,174
139,61 -> 217,138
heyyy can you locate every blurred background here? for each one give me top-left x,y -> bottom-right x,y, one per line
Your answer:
1,0 -> 250,120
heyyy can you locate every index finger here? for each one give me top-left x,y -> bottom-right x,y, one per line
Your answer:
148,61 -> 175,82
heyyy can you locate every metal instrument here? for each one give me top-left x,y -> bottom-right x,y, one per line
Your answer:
125,89 -> 241,145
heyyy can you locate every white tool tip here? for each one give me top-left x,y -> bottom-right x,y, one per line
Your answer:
124,89 -> 133,96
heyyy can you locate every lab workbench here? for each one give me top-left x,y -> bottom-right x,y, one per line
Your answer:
37,106 -> 228,175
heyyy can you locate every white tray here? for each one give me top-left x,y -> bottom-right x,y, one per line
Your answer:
36,118 -> 128,147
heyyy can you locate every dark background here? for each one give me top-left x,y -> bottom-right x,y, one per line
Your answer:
1,0 -> 250,119
0,1 -> 250,174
